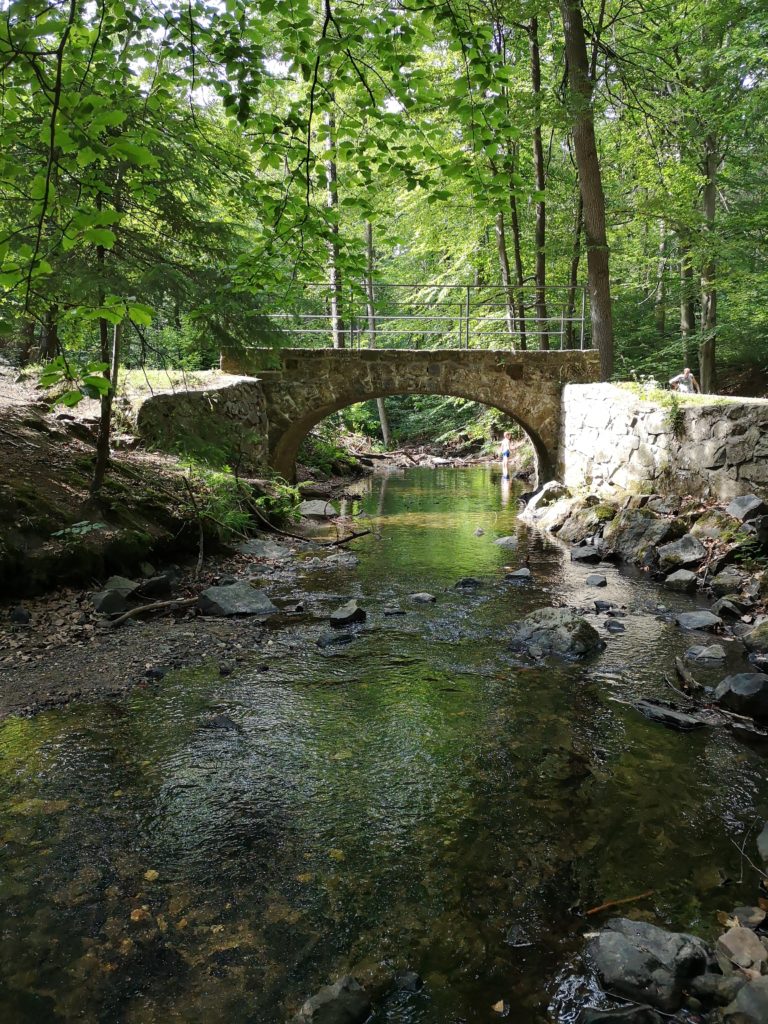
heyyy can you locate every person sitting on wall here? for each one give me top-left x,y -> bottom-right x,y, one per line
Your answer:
669,367 -> 700,394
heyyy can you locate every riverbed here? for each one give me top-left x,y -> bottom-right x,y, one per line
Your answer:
1,466 -> 767,1023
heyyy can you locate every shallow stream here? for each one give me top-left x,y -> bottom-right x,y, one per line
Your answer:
1,466 -> 767,1023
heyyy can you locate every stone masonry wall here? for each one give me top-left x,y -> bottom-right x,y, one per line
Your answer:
560,383 -> 768,500
135,375 -> 268,474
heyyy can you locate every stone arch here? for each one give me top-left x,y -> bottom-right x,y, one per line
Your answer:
270,387 -> 552,485
219,347 -> 601,484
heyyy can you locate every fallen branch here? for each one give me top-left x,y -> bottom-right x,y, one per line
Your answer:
322,529 -> 371,548
586,889 -> 654,916
109,597 -> 196,628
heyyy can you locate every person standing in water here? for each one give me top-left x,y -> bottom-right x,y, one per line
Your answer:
499,431 -> 511,480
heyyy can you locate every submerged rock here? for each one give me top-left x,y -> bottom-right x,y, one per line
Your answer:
201,714 -> 242,732
198,582 -> 277,617
329,600 -> 366,627
508,607 -> 604,659
586,573 -> 607,587
409,592 -> 436,604
714,673 -> 768,722
570,545 -> 601,564
494,536 -> 519,548
292,975 -> 371,1024
394,970 -> 423,993
581,1008 -> 663,1024
505,567 -> 531,582
454,577 -> 483,590
587,917 -> 710,1012
635,700 -> 705,731
317,631 -> 356,648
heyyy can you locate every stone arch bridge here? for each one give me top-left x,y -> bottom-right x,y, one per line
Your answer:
220,348 -> 600,483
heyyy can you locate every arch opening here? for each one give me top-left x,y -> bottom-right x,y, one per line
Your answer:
269,388 -> 552,486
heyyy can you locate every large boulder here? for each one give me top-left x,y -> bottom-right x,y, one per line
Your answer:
508,607 -> 604,660
711,569 -> 744,597
725,494 -> 768,523
587,918 -> 710,1013
292,975 -> 371,1024
198,582 -> 277,617
91,575 -> 141,615
758,822 -> 768,863
716,926 -> 768,973
237,537 -> 291,559
714,673 -> 768,723
685,644 -> 726,665
525,480 -> 570,513
664,569 -> 698,593
601,510 -> 680,564
675,611 -> 722,632
722,976 -> 768,1023
691,510 -> 738,542
657,534 -> 706,571
299,499 -> 336,518
743,620 -> 768,654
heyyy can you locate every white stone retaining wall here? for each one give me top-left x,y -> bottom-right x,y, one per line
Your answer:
559,383 -> 768,500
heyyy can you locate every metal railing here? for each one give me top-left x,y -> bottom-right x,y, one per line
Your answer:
263,283 -> 588,350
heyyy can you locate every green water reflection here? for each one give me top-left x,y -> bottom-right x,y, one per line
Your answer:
1,467 -> 767,1023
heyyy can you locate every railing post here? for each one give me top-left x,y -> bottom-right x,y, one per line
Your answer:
580,286 -> 586,349
465,286 -> 471,348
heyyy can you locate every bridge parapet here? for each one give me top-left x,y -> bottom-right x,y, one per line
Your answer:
221,347 -> 600,482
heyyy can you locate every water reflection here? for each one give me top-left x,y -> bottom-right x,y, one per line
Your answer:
0,467 -> 766,1024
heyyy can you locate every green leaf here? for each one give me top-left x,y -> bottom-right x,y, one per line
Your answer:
127,303 -> 154,326
83,227 -> 116,248
77,146 -> 99,166
108,139 -> 156,166
58,390 -> 84,408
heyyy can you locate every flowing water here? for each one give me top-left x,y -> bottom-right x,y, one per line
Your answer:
1,466 -> 768,1024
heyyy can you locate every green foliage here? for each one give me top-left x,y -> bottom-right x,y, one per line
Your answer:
299,430 -> 360,476
253,481 -> 302,524
182,463 -> 251,538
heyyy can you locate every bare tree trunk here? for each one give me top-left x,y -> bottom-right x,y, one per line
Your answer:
529,16 -> 549,349
324,99 -> 345,349
679,236 -> 696,363
559,0 -> 614,379
92,321 -> 122,494
564,192 -> 583,348
654,220 -> 666,337
39,305 -> 59,361
699,133 -> 718,393
495,211 -> 517,345
365,221 -> 391,445
507,168 -> 527,349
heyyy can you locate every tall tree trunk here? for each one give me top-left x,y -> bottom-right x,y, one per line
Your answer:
365,221 -> 391,445
559,0 -> 614,378
494,211 -> 517,346
699,133 -> 718,393
529,17 -> 549,349
92,321 -> 122,494
512,171 -> 528,352
564,192 -> 583,348
324,100 -> 345,349
18,317 -> 36,365
654,219 -> 666,337
679,235 -> 696,363
39,305 -> 59,361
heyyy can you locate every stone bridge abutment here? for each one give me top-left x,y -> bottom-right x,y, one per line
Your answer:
221,348 -> 601,483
